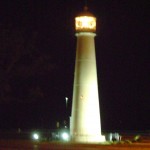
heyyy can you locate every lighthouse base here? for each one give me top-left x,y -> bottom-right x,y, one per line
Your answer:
71,134 -> 105,143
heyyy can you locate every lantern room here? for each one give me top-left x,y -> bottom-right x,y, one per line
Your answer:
75,6 -> 96,33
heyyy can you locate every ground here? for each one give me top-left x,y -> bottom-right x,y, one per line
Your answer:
0,138 -> 150,150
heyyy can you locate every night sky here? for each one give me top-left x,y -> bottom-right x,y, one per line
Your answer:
0,0 -> 149,132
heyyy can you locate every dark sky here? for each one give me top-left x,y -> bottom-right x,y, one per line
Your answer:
0,0 -> 149,132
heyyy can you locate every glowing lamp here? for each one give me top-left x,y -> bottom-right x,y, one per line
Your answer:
32,133 -> 39,140
75,7 -> 96,32
61,132 -> 70,141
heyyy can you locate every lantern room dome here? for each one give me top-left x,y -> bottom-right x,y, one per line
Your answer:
75,6 -> 96,33
77,6 -> 95,17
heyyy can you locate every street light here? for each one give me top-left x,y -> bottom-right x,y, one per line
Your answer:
32,132 -> 40,140
65,97 -> 68,108
61,131 -> 70,141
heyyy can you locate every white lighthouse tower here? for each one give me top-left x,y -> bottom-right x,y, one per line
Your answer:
70,7 -> 105,143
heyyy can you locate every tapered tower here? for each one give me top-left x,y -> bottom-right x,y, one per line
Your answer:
70,7 -> 105,143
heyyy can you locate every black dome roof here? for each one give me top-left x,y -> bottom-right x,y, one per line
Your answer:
76,6 -> 95,17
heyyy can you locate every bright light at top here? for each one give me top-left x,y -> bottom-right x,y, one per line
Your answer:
75,16 -> 96,32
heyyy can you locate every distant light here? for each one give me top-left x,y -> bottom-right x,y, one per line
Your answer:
61,132 -> 69,141
65,97 -> 68,108
32,133 -> 39,140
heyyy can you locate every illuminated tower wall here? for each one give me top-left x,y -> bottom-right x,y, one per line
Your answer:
70,7 -> 105,143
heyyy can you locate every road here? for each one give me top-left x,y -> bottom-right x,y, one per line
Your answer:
0,140 -> 150,150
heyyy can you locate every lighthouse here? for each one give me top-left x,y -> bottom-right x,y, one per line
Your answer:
70,7 -> 105,143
